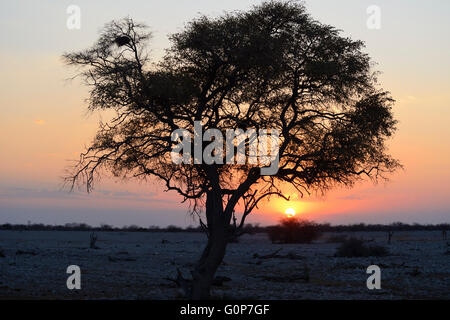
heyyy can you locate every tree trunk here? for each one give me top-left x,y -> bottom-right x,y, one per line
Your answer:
190,190 -> 229,299
190,231 -> 228,299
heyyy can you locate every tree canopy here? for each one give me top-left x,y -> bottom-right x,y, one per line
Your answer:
64,0 -> 399,236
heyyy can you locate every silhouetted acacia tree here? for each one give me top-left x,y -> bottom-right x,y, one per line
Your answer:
64,1 -> 400,299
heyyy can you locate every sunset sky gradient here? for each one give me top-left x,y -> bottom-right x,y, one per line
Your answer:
1,0 -> 449,227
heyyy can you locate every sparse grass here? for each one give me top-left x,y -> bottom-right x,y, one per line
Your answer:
335,238 -> 389,257
267,218 -> 321,244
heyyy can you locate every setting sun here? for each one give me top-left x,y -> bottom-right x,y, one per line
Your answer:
285,208 -> 296,218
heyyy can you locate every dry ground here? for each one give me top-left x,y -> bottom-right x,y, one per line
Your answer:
0,230 -> 448,299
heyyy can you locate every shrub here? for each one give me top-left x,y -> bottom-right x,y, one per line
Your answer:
100,224 -> 114,231
148,225 -> 161,232
267,218 -> 321,244
335,238 -> 389,257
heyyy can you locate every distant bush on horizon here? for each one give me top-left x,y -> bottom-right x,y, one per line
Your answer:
267,218 -> 322,244
0,222 -> 205,233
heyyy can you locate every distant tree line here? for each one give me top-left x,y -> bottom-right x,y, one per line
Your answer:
0,221 -> 448,233
247,221 -> 449,234
0,222 -> 201,233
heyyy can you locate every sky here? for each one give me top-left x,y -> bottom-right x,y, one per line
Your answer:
0,0 -> 449,227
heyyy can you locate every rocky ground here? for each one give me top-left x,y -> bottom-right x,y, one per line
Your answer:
0,230 -> 448,299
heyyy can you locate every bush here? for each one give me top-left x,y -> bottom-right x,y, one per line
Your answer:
335,238 -> 389,257
100,224 -> 114,231
267,218 -> 321,244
